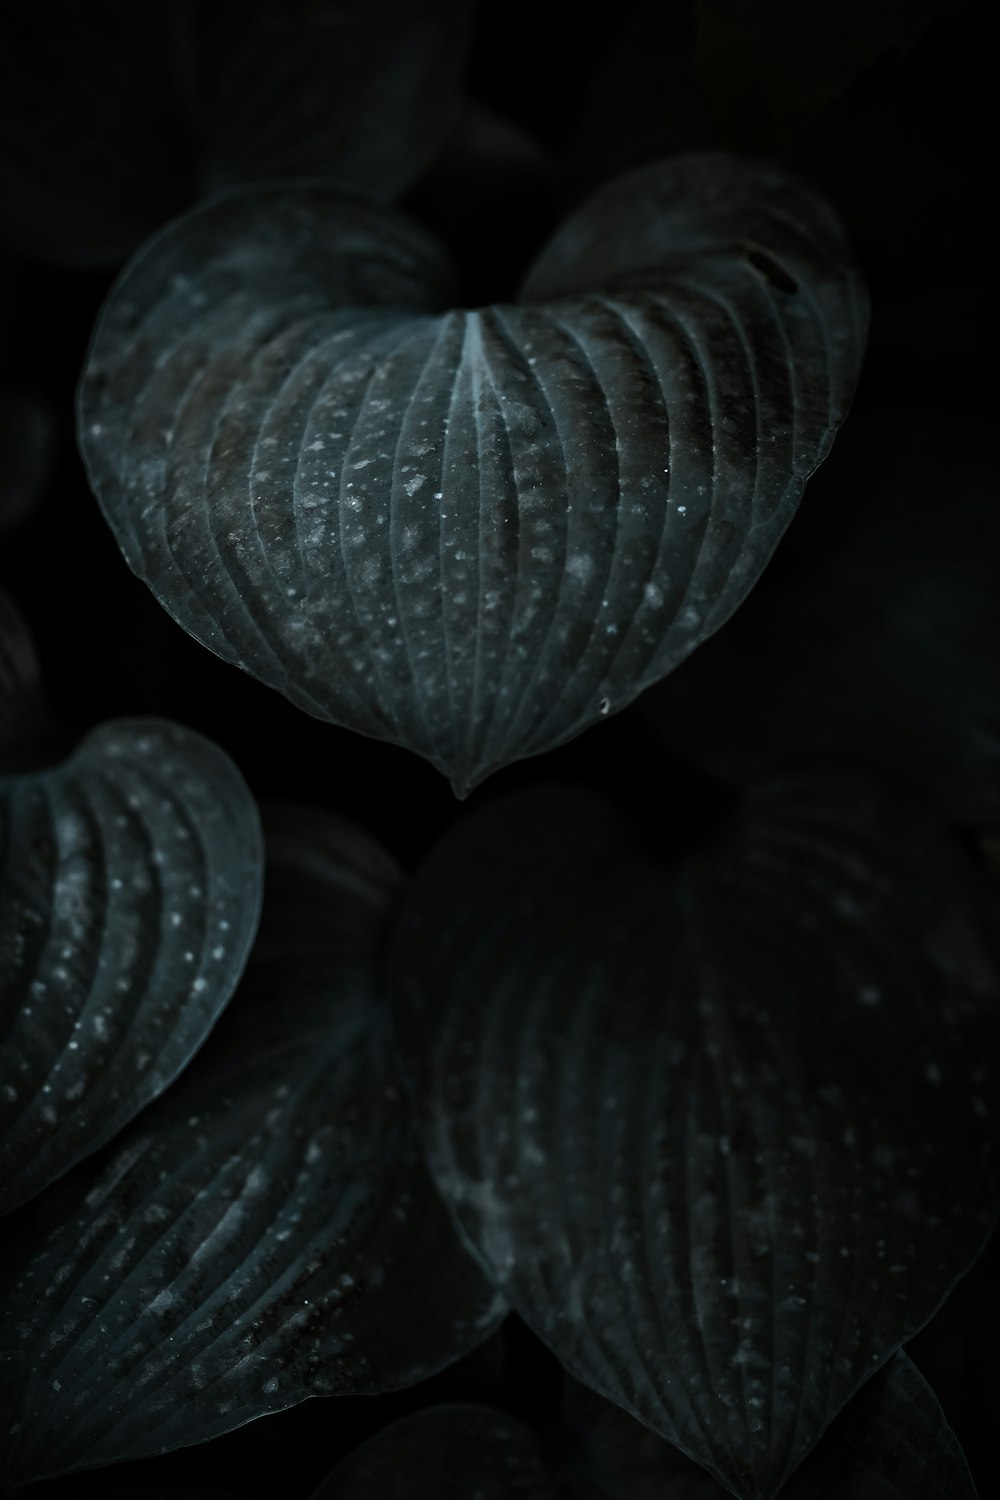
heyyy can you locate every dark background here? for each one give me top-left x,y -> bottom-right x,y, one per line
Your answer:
0,1 -> 995,1495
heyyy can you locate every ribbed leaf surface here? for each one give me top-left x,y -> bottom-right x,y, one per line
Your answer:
564,1352 -> 978,1499
0,719 -> 262,1214
79,155 -> 868,792
783,1352 -> 978,1499
0,807 -> 505,1484
309,1353 -> 977,1500
392,777 -> 996,1498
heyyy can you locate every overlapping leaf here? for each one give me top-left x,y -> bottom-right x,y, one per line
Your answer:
0,716 -> 263,1215
569,1351 -> 979,1498
392,776 -> 996,1498
79,154 -> 868,793
0,0 -> 471,266
774,1351 -> 978,1499
310,1353 -> 976,1499
639,411 -> 1000,824
0,806 -> 506,1485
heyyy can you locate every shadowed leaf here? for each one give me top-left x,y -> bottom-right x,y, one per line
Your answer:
563,1350 -> 978,1498
0,806 -> 505,1484
307,1352 -> 976,1499
0,717 -> 263,1215
393,776 -> 996,1498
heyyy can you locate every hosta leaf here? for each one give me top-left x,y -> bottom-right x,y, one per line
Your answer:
639,411 -> 1000,824
0,0 -> 471,266
0,718 -> 262,1215
392,776 -> 996,1499
780,1352 -> 978,1499
0,806 -> 505,1485
78,155 -> 868,794
563,1351 -> 978,1498
309,1352 -> 976,1499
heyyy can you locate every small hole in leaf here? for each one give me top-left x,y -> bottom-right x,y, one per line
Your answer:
743,247 -> 799,295
598,697 -> 611,716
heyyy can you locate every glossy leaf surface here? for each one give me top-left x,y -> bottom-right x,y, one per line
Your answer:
0,0 -> 470,266
0,718 -> 262,1215
393,777 -> 996,1498
79,155 -> 867,792
0,807 -> 505,1484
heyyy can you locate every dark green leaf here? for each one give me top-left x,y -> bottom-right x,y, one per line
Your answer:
79,156 -> 867,793
0,807 -> 505,1484
563,1350 -> 978,1498
783,1352 -> 978,1499
393,776 -> 996,1499
0,718 -> 263,1215
308,1352 -> 977,1499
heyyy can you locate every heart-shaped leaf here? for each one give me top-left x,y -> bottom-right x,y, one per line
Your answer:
0,0 -> 471,266
776,1350 -> 978,1499
78,155 -> 868,793
565,1351 -> 978,1499
392,776 -> 996,1498
309,1352 -> 976,1499
0,805 -> 505,1485
0,716 -> 263,1216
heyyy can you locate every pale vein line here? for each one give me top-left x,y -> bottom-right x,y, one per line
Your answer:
462,312 -> 522,777
478,306 -> 571,771
531,293 -> 682,741
433,311 -> 474,769
380,312 -> 455,748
